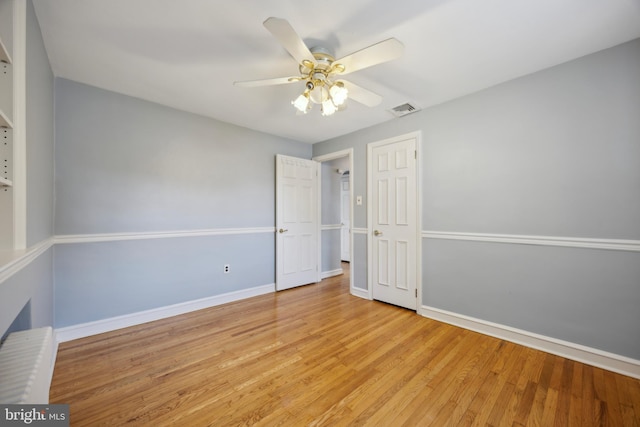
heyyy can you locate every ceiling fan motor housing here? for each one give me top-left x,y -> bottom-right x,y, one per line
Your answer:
235,18 -> 403,112
299,46 -> 337,74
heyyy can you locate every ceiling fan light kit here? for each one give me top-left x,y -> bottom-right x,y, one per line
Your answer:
290,67 -> 348,116
234,17 -> 404,117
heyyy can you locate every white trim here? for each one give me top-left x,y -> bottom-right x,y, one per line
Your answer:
313,148 -> 355,295
352,227 -> 368,234
350,287 -> 371,300
55,283 -> 276,342
313,148 -> 354,162
320,268 -> 343,279
415,134 -> 423,312
420,305 -> 640,380
321,224 -> 342,231
0,238 -> 53,285
422,231 -> 640,252
54,227 -> 275,244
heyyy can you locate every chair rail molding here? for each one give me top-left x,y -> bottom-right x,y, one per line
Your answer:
54,227 -> 276,244
422,231 -> 640,252
0,238 -> 53,285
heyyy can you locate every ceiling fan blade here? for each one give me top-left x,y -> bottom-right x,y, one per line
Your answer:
234,76 -> 301,87
341,80 -> 382,107
263,17 -> 316,67
336,38 -> 404,75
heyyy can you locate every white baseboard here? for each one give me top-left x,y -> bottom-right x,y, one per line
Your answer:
420,305 -> 640,379
350,287 -> 370,300
320,268 -> 343,279
55,284 -> 275,343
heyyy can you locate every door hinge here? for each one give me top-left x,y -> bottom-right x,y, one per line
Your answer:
414,150 -> 417,159
415,289 -> 418,298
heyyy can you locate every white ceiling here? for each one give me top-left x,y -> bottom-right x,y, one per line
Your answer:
33,0 -> 640,144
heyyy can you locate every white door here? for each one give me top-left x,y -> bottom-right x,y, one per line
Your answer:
340,175 -> 351,262
276,154 -> 319,291
369,136 -> 418,309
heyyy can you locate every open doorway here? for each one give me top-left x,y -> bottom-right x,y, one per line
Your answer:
313,149 -> 354,291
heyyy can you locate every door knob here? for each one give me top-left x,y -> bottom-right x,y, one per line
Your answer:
278,228 -> 288,234
374,230 -> 382,236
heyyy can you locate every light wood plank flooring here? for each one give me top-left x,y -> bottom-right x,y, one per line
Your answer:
51,264 -> 640,426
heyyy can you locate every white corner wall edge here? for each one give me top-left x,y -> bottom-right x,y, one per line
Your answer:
55,283 -> 275,343
420,305 -> 640,380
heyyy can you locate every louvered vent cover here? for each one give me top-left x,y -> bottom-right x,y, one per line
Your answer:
389,103 -> 421,117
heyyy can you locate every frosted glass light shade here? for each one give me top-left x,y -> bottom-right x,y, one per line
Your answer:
321,99 -> 337,116
292,92 -> 310,112
329,82 -> 348,106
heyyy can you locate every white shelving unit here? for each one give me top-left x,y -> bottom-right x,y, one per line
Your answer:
0,108 -> 13,128
0,36 -> 11,64
1,36 -> 13,190
1,1 -> 23,252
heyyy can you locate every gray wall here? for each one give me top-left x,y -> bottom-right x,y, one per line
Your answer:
1,0 -> 55,338
54,79 -> 310,234
26,0 -> 54,246
313,39 -> 640,359
0,249 -> 54,337
53,79 -> 311,326
321,160 -> 343,225
54,234 -> 273,327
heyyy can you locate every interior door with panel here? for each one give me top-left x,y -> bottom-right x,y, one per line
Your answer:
369,136 -> 418,309
276,154 -> 319,291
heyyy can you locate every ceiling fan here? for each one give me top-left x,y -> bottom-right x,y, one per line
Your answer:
234,17 -> 404,116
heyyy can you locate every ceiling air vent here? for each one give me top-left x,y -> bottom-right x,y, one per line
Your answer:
389,103 -> 420,118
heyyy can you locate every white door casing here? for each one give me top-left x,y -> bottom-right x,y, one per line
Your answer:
340,175 -> 351,262
368,133 -> 420,310
276,155 -> 319,291
312,148 -> 354,293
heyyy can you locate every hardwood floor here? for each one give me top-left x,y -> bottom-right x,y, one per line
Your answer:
51,264 -> 640,426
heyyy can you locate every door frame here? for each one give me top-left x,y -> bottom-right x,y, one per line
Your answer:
366,131 -> 422,309
340,173 -> 351,262
312,148 -> 354,293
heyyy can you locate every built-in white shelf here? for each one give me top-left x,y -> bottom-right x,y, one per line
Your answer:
0,109 -> 12,128
0,38 -> 11,64
0,176 -> 12,187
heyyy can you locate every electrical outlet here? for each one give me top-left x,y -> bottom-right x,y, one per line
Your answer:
224,264 -> 230,274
